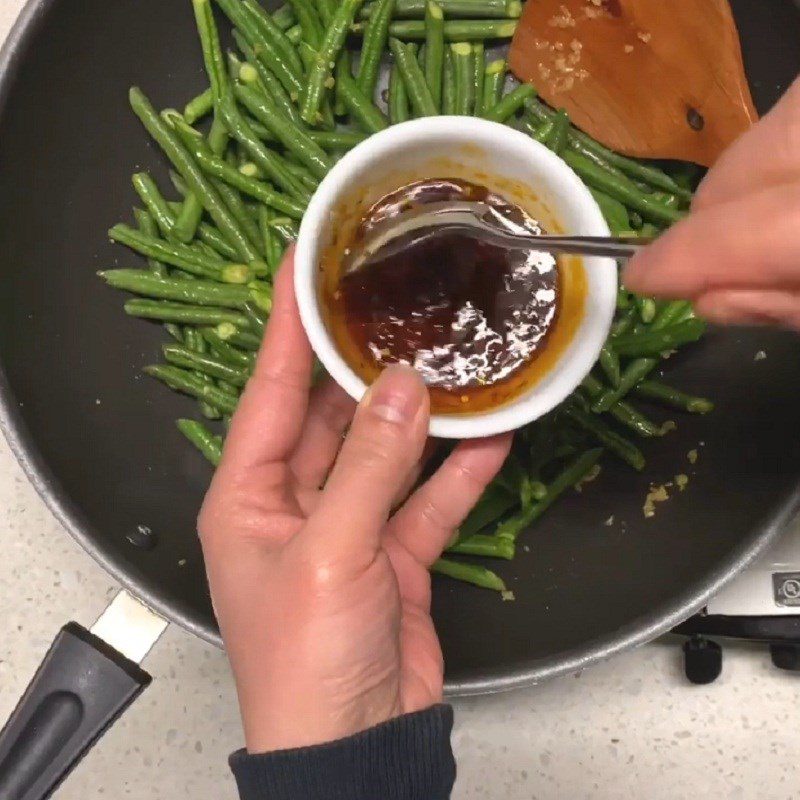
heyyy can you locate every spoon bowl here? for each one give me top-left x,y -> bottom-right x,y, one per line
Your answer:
343,199 -> 651,275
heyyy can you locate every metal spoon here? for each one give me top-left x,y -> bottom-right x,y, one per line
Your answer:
343,200 -> 650,274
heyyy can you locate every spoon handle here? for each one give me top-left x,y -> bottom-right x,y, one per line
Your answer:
529,235 -> 653,260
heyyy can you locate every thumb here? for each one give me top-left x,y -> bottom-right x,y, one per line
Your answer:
304,365 -> 430,561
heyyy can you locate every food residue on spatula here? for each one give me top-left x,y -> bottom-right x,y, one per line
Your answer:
509,0 -> 758,165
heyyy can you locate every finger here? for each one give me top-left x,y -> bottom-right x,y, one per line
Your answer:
219,250 -> 313,476
387,434 -> 512,567
304,365 -> 429,561
694,77 -> 800,211
289,378 -> 357,489
624,185 -> 800,300
391,439 -> 440,509
696,288 -> 800,331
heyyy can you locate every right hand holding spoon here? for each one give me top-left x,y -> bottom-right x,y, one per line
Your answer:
624,77 -> 800,331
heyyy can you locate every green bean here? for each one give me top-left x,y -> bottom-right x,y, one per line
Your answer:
580,375 -> 660,438
248,279 -> 274,313
212,177 -> 266,259
233,84 -> 332,179
108,224 -> 229,280
200,327 -> 257,368
423,2 -> 444,112
214,0 -> 304,98
285,0 -> 324,47
470,42 -> 485,116
362,0 -> 518,18
530,117 -> 554,143
483,82 -> 535,123
241,0 -> 305,77
129,87 -> 260,265
310,129 -> 368,149
432,558 -> 508,593
634,380 -> 714,414
190,219 -> 240,260
182,327 -> 222,419
163,344 -> 251,386
126,300 -> 249,328
177,419 -> 223,466
457,484 -> 517,540
193,0 -> 310,202
131,173 -> 175,238
144,364 -> 240,414
280,157 -> 320,190
389,38 -> 438,117
451,42 -> 474,115
525,97 -> 692,201
591,299 -> 694,413
243,299 -> 268,332
316,0 -> 336,27
100,270 -> 253,306
132,209 -> 168,277
592,358 -> 655,414
598,345 -> 620,387
589,188 -> 630,236
295,41 -> 338,131
165,323 -> 185,343
231,31 -> 304,125
218,325 -> 263,350
482,58 -> 505,112
564,403 -> 644,471
358,0 -> 395,100
562,151 -> 685,226
442,46 -> 456,114
337,69 -> 390,132
570,131 -> 693,201
171,191 -> 206,245
384,19 -> 518,40
269,216 -> 300,243
613,319 -> 707,357
495,448 -> 605,542
272,3 -> 297,28
332,51 -> 350,117
545,107 -> 569,154
448,534 -> 515,560
285,24 -> 303,44
636,296 -> 657,324
388,60 -> 411,124
171,116 -> 230,245
184,87 -> 214,124
258,206 -> 282,275
300,0 -> 366,126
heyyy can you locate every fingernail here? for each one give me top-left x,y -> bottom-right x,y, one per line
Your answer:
364,365 -> 425,425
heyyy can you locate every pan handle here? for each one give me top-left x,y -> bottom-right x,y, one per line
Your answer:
0,593 -> 164,800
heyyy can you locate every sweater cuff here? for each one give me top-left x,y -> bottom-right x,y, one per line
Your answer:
229,704 -> 455,800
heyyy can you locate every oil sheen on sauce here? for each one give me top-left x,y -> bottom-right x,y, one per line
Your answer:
324,178 -> 565,414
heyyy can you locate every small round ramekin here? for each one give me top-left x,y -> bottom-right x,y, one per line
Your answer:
295,116 -> 616,439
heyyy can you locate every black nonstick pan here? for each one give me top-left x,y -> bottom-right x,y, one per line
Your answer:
0,0 -> 799,794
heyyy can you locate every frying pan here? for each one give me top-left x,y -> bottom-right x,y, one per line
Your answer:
0,0 -> 798,795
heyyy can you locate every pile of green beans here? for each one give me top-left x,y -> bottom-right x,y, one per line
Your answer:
101,0 -> 712,597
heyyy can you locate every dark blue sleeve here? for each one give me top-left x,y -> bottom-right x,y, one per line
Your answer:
229,704 -> 455,800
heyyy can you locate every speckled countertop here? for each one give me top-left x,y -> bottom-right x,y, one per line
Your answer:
2,4 -> 800,799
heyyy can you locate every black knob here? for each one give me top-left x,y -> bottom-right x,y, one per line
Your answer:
683,636 -> 722,684
770,644 -> 800,672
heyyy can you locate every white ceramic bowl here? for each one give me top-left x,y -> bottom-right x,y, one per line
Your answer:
295,117 -> 616,439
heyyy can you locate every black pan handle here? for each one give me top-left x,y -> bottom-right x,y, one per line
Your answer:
0,622 -> 152,800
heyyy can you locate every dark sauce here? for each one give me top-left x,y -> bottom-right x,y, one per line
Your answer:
325,178 -> 565,414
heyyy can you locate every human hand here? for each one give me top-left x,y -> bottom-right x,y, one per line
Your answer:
624,78 -> 800,330
198,252 -> 511,754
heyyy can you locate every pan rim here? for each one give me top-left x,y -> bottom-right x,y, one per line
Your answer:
1,0 -> 799,696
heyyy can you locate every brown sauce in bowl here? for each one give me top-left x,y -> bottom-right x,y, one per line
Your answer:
322,178 -> 584,415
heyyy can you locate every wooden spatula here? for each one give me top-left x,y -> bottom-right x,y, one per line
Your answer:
509,0 -> 758,166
